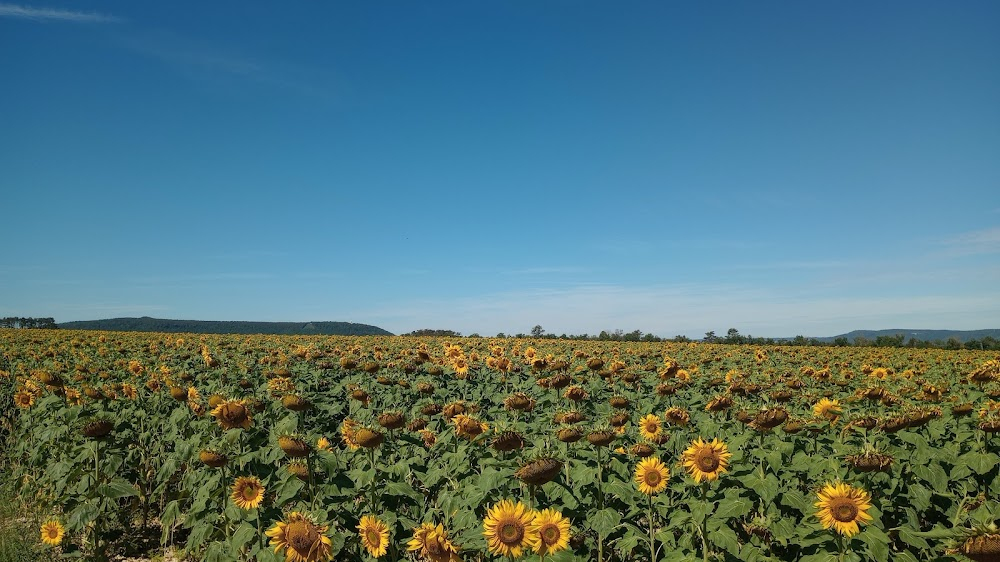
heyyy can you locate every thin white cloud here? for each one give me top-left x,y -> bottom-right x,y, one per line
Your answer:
939,226 -> 1000,256
117,30 -> 337,98
0,3 -> 121,23
351,283 -> 1000,338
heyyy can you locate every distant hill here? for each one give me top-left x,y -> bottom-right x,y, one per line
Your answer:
818,329 -> 1000,344
58,317 -> 393,336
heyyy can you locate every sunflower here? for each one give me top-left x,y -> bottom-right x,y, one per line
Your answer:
813,398 -> 842,422
452,414 -> 488,440
638,414 -> 662,442
316,436 -> 331,451
14,390 -> 34,409
530,508 -> 570,555
407,522 -> 462,562
341,418 -> 360,450
814,482 -> 873,537
483,500 -> 538,557
40,519 -> 64,546
231,476 -> 265,510
682,438 -> 732,483
266,512 -> 333,562
664,406 -> 690,426
358,515 -> 390,557
634,457 -> 670,495
211,399 -> 252,430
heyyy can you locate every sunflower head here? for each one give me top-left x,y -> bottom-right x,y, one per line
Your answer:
634,456 -> 670,495
278,435 -> 311,458
282,394 -> 312,412
358,515 -> 390,558
14,390 -> 36,409
638,414 -> 662,442
682,437 -> 732,483
407,522 -> 461,562
531,508 -> 571,555
212,399 -> 252,430
814,482 -> 873,537
483,500 -> 538,557
231,476 -> 265,510
40,519 -> 64,546
515,457 -> 563,486
266,511 -> 333,562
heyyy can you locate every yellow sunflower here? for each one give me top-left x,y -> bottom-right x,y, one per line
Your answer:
452,414 -> 488,440
358,515 -> 390,557
266,512 -> 333,562
813,398 -> 842,422
407,522 -> 462,562
316,436 -> 331,451
482,500 -> 538,558
40,519 -> 64,546
638,414 -> 662,442
231,476 -> 265,510
682,437 -> 732,483
211,399 -> 252,430
634,456 -> 670,495
814,482 -> 873,537
341,418 -> 360,450
530,508 -> 571,555
14,390 -> 35,409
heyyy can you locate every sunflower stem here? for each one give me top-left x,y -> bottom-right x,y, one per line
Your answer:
701,482 -> 710,562
648,493 -> 656,562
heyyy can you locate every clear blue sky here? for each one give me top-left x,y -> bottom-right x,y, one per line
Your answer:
2,1 -> 998,337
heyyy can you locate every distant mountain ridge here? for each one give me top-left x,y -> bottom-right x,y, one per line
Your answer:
58,317 -> 393,336
817,328 -> 1000,344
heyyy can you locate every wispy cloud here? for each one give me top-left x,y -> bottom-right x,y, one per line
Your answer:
0,3 -> 121,23
939,226 -> 1000,256
351,283 -> 1000,338
120,32 -> 262,77
117,30 -> 337,98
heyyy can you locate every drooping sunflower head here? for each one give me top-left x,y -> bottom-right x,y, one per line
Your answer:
664,406 -> 690,426
211,399 -> 252,430
266,511 -> 333,562
358,515 -> 390,558
531,508 -> 571,555
407,522 -> 461,562
814,482 -> 873,537
452,414 -> 488,440
634,456 -> 670,495
483,499 -> 538,558
682,437 -> 732,483
341,418 -> 360,450
231,476 -> 265,510
40,519 -> 64,546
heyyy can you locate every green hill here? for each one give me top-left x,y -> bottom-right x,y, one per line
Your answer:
820,328 -> 1000,344
57,317 -> 393,336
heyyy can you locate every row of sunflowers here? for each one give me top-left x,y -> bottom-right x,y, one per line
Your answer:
2,329 -> 1000,561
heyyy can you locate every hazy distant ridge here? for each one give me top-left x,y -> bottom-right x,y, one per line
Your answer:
58,317 -> 393,336
818,328 -> 1000,344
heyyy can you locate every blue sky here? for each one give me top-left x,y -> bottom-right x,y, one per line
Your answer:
2,1 -> 998,338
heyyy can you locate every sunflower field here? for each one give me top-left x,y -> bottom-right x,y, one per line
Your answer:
2,329 -> 1000,562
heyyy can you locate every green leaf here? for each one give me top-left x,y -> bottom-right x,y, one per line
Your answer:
896,526 -> 930,549
715,496 -> 752,519
857,527 -> 889,562
98,478 -> 137,499
591,508 -> 622,536
961,451 -> 1000,475
232,522 -> 256,551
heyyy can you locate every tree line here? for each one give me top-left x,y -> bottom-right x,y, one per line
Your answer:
454,325 -> 1000,350
0,317 -> 57,329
